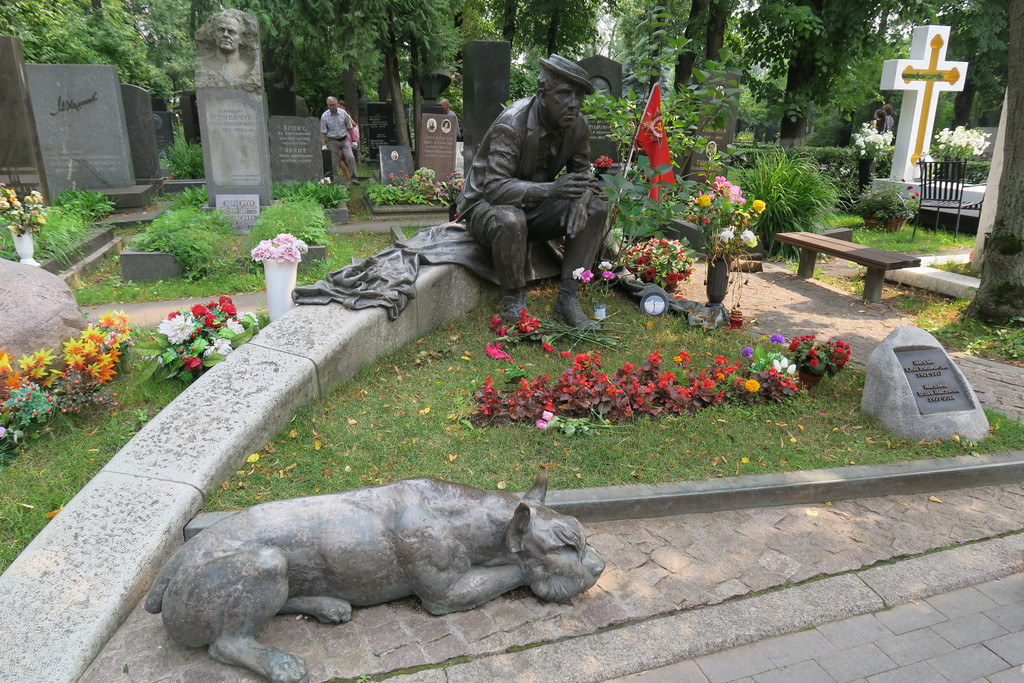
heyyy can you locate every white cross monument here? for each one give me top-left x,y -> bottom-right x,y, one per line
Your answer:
881,25 -> 969,182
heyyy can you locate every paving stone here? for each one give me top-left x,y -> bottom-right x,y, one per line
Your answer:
988,666 -> 1024,682
815,643 -> 897,681
926,587 -> 1000,620
753,658 -> 837,683
420,633 -> 470,664
984,631 -> 1024,666
650,546 -> 692,573
876,626 -> 956,665
616,659 -> 709,682
985,603 -> 1024,632
760,628 -> 837,667
874,601 -> 947,634
931,611 -> 1008,647
925,643 -> 1011,682
694,641 -> 776,682
816,615 -> 892,650
864,660 -> 947,682
976,574 -> 1024,606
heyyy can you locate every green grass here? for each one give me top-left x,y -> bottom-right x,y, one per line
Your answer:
205,284 -> 1024,511
851,222 -> 966,254
931,261 -> 976,276
73,231 -> 394,306
0,353 -> 186,572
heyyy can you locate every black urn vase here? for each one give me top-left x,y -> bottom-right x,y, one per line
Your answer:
705,258 -> 729,306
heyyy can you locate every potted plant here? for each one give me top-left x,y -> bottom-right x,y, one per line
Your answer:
251,233 -> 308,321
620,238 -> 694,291
247,199 -> 329,270
850,122 -> 894,191
787,334 -> 852,387
930,126 -> 991,160
851,185 -> 920,232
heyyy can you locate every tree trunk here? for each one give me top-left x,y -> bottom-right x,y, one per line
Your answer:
343,68 -> 358,119
547,12 -> 560,56
777,49 -> 817,148
501,0 -> 516,44
674,0 -> 708,89
410,37 -> 422,167
972,0 -> 1024,324
384,29 -> 410,148
705,0 -> 727,62
953,78 -> 976,128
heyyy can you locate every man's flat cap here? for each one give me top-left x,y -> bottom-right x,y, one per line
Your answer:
539,54 -> 595,95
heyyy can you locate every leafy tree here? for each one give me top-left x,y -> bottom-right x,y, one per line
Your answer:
942,0 -> 1009,126
739,0 -> 930,147
971,0 -> 1023,323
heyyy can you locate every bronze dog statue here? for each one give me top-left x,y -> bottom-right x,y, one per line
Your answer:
145,471 -> 605,682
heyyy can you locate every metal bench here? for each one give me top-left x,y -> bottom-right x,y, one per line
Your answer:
775,232 -> 921,303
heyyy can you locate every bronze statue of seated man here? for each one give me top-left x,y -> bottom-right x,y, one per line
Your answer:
456,54 -> 609,327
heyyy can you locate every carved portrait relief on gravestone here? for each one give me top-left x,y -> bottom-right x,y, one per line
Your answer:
195,9 -> 262,94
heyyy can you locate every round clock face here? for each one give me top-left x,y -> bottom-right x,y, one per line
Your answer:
641,292 -> 668,316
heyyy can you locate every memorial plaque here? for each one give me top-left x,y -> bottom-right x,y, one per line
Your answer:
418,113 -> 458,180
578,55 -> 623,170
153,111 -> 174,149
685,69 -> 741,185
215,193 -> 260,233
0,36 -> 48,199
895,348 -> 973,415
269,115 -> 322,182
25,63 -> 136,195
379,145 -> 414,184
366,102 -> 398,159
197,89 -> 272,205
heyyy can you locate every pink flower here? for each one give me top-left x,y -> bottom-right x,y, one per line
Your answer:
536,419 -> 548,429
542,410 -> 553,421
485,343 -> 511,361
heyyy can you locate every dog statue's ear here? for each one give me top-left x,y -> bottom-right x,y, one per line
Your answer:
522,469 -> 548,505
506,502 -> 533,553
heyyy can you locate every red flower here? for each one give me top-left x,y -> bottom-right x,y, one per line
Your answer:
204,313 -> 217,328
167,311 -> 181,320
218,296 -> 237,316
542,342 -> 554,352
182,356 -> 203,371
560,350 -> 572,358
191,304 -> 209,317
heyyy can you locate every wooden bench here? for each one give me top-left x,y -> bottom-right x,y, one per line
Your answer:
774,232 -> 921,304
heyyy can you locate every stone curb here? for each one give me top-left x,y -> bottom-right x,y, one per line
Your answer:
391,534 -> 1024,682
0,264 -> 492,682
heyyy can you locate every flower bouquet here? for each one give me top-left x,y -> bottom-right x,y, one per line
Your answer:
574,261 -> 618,319
1,184 -> 46,237
621,238 -> 694,290
931,126 -> 991,160
684,176 -> 764,262
250,233 -> 308,263
851,122 -> 894,159
787,335 -> 852,378
135,296 -> 260,384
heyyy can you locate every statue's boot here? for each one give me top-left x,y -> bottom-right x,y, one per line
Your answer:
553,288 -> 591,328
499,289 -> 528,324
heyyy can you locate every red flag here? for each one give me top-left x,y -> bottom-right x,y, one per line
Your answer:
634,84 -> 674,200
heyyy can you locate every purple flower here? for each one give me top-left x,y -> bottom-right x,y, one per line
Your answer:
601,270 -> 616,280
742,347 -> 754,358
770,334 -> 786,345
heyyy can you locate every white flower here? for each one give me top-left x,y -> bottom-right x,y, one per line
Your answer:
719,229 -> 735,242
772,358 -> 797,375
224,318 -> 245,335
741,230 -> 757,246
572,267 -> 586,280
203,337 -> 234,358
598,260 -> 614,271
158,313 -> 196,345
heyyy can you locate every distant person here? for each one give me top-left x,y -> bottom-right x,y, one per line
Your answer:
874,108 -> 886,133
320,97 -> 358,184
194,9 -> 261,93
883,103 -> 895,133
438,98 -> 461,141
439,98 -> 452,115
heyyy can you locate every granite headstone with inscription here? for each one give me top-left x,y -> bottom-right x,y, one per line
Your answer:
152,111 -> 174,149
25,63 -> 136,195
366,102 -> 398,160
577,55 -> 622,169
195,9 -> 273,210
120,84 -> 161,183
0,36 -> 48,199
684,70 -> 741,185
269,116 -> 322,182
417,113 -> 458,180
379,145 -> 414,184
862,326 -> 989,441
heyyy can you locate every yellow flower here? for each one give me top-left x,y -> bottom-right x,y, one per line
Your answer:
697,194 -> 712,207
752,199 -> 766,212
745,379 -> 761,392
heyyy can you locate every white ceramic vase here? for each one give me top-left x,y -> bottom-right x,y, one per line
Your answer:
263,259 -> 299,322
12,231 -> 40,266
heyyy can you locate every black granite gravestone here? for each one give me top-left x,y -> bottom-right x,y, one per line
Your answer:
685,70 -> 741,185
268,116 -> 321,182
0,36 -> 48,199
180,91 -> 200,143
462,41 -> 510,167
379,145 -> 414,184
366,102 -> 398,160
121,84 -> 161,183
153,111 -> 174,149
577,55 -> 623,169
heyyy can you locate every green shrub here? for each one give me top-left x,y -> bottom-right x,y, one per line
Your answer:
732,148 -> 840,260
733,144 -> 894,202
247,199 -> 329,247
273,180 -> 348,209
1,207 -> 92,263
169,185 -> 208,210
965,159 -> 990,184
163,137 -> 204,180
52,189 -> 115,221
130,208 -> 234,278
850,186 -> 920,222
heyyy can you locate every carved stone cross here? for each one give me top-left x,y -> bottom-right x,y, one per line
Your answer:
880,25 -> 969,181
